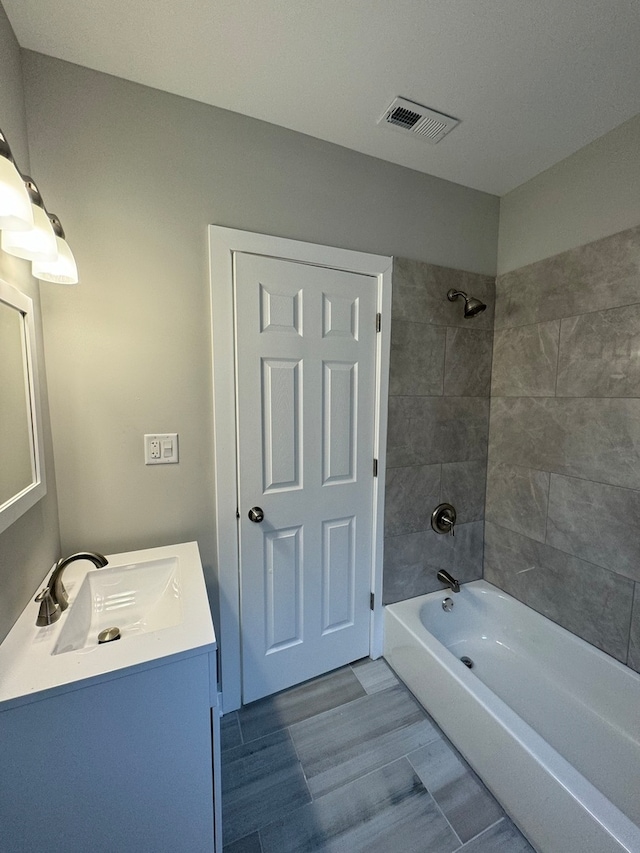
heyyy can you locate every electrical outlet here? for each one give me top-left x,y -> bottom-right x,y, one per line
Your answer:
144,433 -> 179,465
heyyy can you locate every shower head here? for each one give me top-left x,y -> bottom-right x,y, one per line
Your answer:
447,289 -> 487,318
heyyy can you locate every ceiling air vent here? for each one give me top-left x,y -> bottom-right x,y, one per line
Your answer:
378,97 -> 460,144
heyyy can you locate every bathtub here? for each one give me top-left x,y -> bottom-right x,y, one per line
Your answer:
384,580 -> 640,853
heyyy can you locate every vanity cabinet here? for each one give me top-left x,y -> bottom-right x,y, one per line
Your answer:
0,542 -> 221,853
0,650 -> 221,852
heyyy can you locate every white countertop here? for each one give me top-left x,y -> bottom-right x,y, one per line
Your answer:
0,541 -> 216,711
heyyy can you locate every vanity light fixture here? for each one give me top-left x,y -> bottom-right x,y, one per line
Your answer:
0,127 -> 79,283
0,129 -> 34,232
1,177 -> 58,262
32,214 -> 78,285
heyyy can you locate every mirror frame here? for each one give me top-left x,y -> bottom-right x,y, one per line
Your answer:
0,277 -> 47,533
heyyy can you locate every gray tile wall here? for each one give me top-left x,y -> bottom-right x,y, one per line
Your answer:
383,258 -> 494,603
486,224 -> 640,672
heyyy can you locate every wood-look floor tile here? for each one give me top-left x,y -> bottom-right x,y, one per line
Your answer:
350,657 -> 399,694
222,729 -> 310,845
221,711 -> 243,752
260,758 -> 460,853
237,666 -> 365,743
409,739 -> 503,843
458,818 -> 534,852
223,831 -> 262,853
291,684 -> 441,797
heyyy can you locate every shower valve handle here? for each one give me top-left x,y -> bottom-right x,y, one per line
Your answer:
431,503 -> 457,535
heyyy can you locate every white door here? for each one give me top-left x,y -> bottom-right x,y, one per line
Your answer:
235,252 -> 377,703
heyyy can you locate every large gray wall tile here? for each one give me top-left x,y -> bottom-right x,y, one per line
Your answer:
393,257 -> 495,330
485,461 -> 549,543
444,328 -> 493,397
494,224 -> 640,330
484,522 -> 634,662
384,464 -> 441,536
488,224 -> 640,673
556,303 -> 640,397
389,320 -> 445,397
386,258 -> 493,610
387,396 -> 490,468
383,521 -> 483,604
546,475 -> 640,582
628,586 -> 640,674
441,461 -> 487,523
491,321 -> 559,396
489,396 -> 640,491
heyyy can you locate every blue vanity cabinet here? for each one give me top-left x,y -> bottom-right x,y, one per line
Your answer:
0,649 -> 222,852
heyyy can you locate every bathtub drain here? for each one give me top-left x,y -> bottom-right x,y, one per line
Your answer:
460,656 -> 474,669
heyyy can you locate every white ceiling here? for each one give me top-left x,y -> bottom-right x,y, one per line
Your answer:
4,0 -> 640,195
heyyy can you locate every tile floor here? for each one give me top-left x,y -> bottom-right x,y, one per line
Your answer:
221,659 -> 534,852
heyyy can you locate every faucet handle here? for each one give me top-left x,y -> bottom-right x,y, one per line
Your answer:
431,503 -> 457,535
35,587 -> 61,626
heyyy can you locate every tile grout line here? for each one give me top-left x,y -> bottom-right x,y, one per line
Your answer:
485,518 -> 639,587
405,752 -> 463,851
235,689 -> 372,747
452,816 -> 507,852
286,721 -> 314,797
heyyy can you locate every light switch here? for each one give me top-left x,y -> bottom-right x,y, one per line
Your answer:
144,433 -> 179,465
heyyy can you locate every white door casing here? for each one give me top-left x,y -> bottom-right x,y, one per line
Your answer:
209,227 -> 392,712
236,253 -> 376,702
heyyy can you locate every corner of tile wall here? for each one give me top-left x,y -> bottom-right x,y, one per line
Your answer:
486,222 -> 640,671
383,258 -> 494,604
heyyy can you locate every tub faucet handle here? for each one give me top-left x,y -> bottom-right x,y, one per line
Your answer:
431,503 -> 457,536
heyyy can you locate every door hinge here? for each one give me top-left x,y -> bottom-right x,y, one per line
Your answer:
235,507 -> 240,519
370,592 -> 375,610
373,458 -> 378,477
376,312 -> 381,332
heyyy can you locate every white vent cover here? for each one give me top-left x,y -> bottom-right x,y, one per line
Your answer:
378,97 -> 460,144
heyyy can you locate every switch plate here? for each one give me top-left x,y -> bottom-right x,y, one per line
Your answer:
144,433 -> 179,465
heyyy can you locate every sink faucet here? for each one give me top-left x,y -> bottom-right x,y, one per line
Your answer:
437,569 -> 460,593
48,551 -> 108,611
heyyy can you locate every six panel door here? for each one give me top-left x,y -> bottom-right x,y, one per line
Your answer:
234,252 -> 377,703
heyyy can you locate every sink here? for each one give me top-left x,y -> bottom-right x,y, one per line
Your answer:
53,556 -> 182,655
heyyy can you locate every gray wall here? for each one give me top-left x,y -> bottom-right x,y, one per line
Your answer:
485,224 -> 640,671
383,258 -> 494,603
498,113 -> 640,274
20,50 -> 499,609
0,6 -> 60,641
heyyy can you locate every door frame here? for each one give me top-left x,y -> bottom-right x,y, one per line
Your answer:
209,225 -> 392,713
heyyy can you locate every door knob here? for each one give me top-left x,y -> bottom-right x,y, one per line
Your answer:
248,506 -> 264,523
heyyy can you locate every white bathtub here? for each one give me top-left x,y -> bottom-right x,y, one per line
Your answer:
384,580 -> 640,853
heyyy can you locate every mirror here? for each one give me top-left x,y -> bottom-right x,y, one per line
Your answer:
0,278 -> 46,533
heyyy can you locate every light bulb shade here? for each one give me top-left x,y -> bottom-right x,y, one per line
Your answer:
0,155 -> 34,231
32,235 -> 78,284
1,203 -> 58,261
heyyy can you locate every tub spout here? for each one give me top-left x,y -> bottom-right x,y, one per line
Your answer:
437,569 -> 460,593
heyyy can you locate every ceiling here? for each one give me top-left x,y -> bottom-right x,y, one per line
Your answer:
4,0 -> 640,196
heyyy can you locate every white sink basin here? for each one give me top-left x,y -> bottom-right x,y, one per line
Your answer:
53,556 -> 182,655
